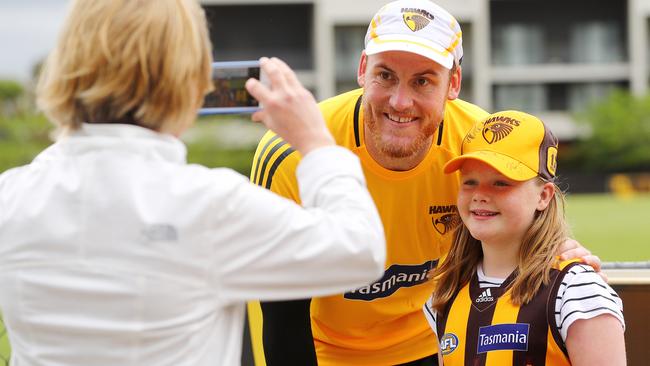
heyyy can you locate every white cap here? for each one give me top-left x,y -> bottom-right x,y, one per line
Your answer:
364,0 -> 463,69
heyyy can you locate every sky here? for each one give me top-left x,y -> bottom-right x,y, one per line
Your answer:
0,0 -> 70,82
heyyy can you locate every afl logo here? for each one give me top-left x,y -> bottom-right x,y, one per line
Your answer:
440,333 -> 459,355
403,12 -> 429,31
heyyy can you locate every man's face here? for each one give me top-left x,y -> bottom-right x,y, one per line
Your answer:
358,51 -> 460,168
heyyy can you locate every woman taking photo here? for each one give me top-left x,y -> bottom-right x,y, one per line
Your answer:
0,1 -> 386,365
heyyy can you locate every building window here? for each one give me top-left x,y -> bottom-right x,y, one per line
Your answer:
203,4 -> 314,70
493,81 -> 626,112
334,25 -> 366,94
490,0 -> 627,65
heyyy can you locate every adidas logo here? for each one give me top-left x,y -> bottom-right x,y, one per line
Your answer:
475,288 -> 494,303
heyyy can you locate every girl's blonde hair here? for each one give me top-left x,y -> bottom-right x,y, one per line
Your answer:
431,182 -> 569,312
37,0 -> 213,135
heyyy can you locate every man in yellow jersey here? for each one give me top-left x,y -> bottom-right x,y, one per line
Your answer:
249,1 -> 599,365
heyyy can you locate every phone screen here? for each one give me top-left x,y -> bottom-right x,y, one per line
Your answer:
199,61 -> 262,115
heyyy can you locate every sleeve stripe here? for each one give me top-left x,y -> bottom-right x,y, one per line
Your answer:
251,135 -> 281,185
569,266 -> 595,275
561,281 -> 608,291
560,293 -> 620,308
567,266 -> 595,276
255,140 -> 289,187
254,141 -> 295,189
557,306 -> 620,329
265,146 -> 296,189
558,292 -> 620,301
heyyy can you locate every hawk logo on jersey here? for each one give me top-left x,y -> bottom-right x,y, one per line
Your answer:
401,7 -> 434,32
429,205 -> 461,235
482,115 -> 521,144
477,323 -> 529,353
440,333 -> 459,355
344,259 -> 438,300
432,213 -> 462,235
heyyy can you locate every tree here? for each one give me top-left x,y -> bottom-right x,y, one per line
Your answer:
0,80 -> 25,116
567,91 -> 650,172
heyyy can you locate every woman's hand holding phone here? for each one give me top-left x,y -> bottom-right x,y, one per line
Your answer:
245,57 -> 335,156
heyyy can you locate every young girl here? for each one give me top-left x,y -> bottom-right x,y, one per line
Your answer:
424,110 -> 626,366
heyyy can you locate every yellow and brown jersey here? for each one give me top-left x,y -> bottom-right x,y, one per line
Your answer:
251,89 -> 488,365
431,262 -> 578,366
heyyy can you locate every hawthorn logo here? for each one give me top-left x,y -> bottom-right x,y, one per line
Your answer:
402,7 -> 434,32
429,205 -> 461,235
482,115 -> 520,144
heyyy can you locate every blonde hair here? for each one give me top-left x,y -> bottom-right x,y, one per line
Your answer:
431,182 -> 569,311
37,0 -> 213,135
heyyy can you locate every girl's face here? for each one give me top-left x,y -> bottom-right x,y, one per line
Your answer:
457,160 -> 554,248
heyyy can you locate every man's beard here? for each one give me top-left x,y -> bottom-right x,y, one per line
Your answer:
365,110 -> 438,159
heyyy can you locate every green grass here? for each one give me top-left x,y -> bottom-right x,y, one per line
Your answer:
0,315 -> 8,366
566,193 -> 650,262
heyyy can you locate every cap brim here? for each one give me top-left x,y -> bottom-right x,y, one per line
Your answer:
365,36 -> 454,70
444,150 -> 538,181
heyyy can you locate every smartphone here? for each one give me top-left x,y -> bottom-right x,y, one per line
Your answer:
199,60 -> 266,115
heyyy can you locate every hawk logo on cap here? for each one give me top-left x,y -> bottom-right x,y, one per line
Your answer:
482,122 -> 512,144
401,8 -> 434,32
481,116 -> 520,144
403,12 -> 429,31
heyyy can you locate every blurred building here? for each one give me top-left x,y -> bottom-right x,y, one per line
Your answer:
201,0 -> 650,140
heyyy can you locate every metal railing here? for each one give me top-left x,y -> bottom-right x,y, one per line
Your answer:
602,261 -> 650,269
